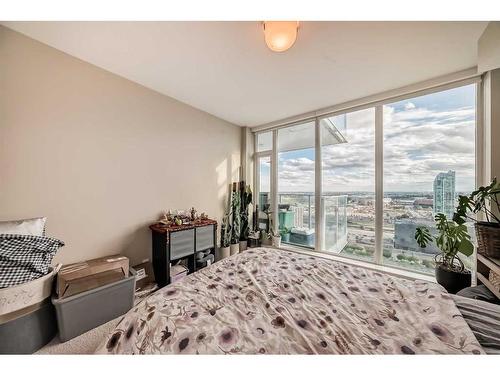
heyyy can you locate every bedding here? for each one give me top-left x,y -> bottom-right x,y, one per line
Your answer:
0,234 -> 64,288
0,217 -> 47,236
452,294 -> 500,355
97,247 -> 484,354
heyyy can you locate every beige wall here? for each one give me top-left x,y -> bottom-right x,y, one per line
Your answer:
0,26 -> 241,265
478,22 -> 500,73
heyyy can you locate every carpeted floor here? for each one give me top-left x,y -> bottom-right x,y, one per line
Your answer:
35,317 -> 120,354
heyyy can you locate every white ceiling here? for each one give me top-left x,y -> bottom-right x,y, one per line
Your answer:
2,21 -> 488,127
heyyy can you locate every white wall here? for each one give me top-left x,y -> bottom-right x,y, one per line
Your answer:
478,22 -> 500,73
0,26 -> 241,265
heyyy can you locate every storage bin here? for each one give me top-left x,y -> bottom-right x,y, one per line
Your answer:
0,266 -> 59,353
52,269 -> 136,342
170,264 -> 188,284
0,298 -> 57,354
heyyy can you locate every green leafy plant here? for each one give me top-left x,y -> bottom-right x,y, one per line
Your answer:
415,213 -> 474,272
262,206 -> 272,234
454,177 -> 500,225
279,227 -> 291,235
230,189 -> 241,244
220,214 -> 232,248
239,184 -> 253,241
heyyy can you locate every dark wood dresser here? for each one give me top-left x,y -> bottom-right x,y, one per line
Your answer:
149,219 -> 217,287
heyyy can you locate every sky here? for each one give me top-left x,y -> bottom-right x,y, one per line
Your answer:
260,84 -> 476,193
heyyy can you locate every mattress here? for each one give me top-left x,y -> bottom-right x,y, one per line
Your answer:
96,247 -> 483,354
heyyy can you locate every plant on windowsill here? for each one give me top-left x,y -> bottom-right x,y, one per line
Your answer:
219,213 -> 232,260
260,207 -> 273,246
415,213 -> 473,294
270,226 -> 281,248
280,227 -> 291,243
454,177 -> 500,259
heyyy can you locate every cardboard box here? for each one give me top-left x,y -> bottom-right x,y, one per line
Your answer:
57,255 -> 129,298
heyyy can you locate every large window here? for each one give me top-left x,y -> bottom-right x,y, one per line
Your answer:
277,122 -> 316,248
254,81 -> 478,276
256,155 -> 271,231
382,85 -> 476,274
321,108 -> 376,262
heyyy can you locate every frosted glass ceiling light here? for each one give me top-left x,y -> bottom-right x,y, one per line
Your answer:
263,21 -> 299,52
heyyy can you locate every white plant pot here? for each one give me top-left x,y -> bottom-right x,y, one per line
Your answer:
239,240 -> 248,251
230,243 -> 240,255
272,235 -> 282,248
218,246 -> 230,260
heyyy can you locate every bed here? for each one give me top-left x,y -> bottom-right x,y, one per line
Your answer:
96,247 -> 485,354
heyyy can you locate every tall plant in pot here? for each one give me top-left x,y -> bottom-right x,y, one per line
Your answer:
454,178 -> 500,259
219,214 -> 231,260
260,207 -> 273,246
239,183 -> 253,251
415,213 -> 474,293
230,184 -> 241,255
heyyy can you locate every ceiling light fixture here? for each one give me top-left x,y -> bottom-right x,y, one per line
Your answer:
263,21 -> 299,52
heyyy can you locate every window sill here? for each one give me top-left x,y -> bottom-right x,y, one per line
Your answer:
274,243 -> 436,283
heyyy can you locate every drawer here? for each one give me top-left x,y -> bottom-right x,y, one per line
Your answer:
170,229 -> 195,260
196,225 -> 214,251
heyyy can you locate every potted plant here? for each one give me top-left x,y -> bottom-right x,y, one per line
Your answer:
454,178 -> 500,258
239,183 -> 253,251
280,227 -> 291,243
219,214 -> 231,260
270,227 -> 281,248
260,207 -> 273,246
415,213 -> 473,293
230,184 -> 241,255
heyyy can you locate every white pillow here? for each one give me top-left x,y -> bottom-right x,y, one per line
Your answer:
0,217 -> 47,236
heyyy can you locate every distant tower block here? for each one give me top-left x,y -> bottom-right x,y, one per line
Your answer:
433,170 -> 456,219
292,206 -> 304,228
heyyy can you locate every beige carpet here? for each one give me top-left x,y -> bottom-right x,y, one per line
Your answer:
35,317 -> 120,354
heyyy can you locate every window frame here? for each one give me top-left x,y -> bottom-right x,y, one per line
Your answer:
253,77 -> 483,276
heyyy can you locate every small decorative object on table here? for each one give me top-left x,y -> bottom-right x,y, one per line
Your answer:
190,207 -> 197,221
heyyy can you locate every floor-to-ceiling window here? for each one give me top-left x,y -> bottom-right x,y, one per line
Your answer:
255,132 -> 272,232
382,84 -> 476,274
277,121 -> 316,248
321,108 -> 376,262
254,80 -> 478,276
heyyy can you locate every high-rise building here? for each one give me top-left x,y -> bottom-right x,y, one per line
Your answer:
433,170 -> 456,219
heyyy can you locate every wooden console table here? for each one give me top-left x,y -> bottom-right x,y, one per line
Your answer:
150,219 -> 217,288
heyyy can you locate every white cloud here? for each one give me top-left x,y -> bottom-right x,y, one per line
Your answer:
277,103 -> 476,193
404,102 -> 416,110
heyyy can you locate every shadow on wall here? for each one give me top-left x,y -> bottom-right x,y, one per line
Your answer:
119,152 -> 241,266
120,223 -> 152,266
